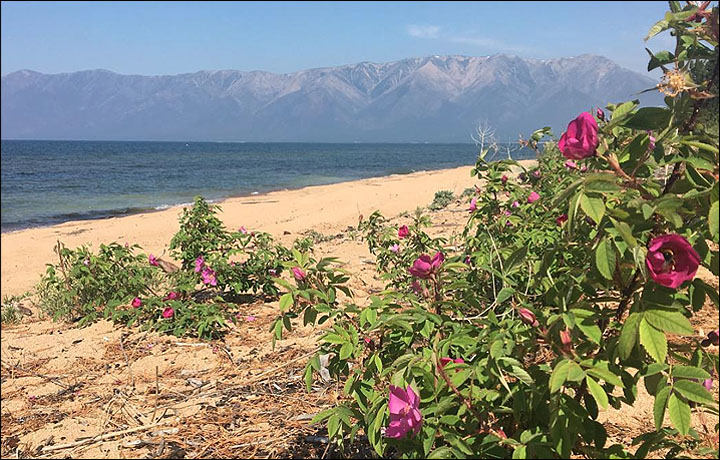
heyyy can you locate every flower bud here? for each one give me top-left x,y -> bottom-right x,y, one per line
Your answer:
518,308 -> 539,327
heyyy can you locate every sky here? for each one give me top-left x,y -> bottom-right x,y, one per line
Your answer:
1,1 -> 676,77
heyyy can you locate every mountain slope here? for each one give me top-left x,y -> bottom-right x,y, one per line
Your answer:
1,54 -> 662,142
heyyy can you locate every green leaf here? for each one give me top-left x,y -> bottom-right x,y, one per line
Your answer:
644,308 -> 693,335
639,318 -> 667,363
623,107 -> 671,130
581,194 -> 605,225
279,293 -> 293,312
710,201 -> 719,240
512,445 -> 527,459
595,239 -> 616,280
673,380 -> 716,405
653,385 -> 671,430
511,365 -> 534,386
646,49 -> 675,71
550,360 -> 571,393
610,218 -> 638,248
645,19 -> 669,40
571,309 -> 602,344
428,446 -> 453,459
496,287 -> 515,304
566,361 -> 586,382
667,392 -> 690,436
618,312 -> 642,360
586,376 -> 609,409
671,365 -> 711,381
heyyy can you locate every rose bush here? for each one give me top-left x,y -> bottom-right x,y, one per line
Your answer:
274,4 -> 719,458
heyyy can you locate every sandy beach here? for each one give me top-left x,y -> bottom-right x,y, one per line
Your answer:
1,160 -> 718,458
1,164 -> 502,299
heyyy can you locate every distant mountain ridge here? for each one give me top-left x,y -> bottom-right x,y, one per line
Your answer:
1,54 -> 662,142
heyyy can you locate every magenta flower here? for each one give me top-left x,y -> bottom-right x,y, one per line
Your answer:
469,197 -> 477,212
131,297 -> 142,308
409,252 -> 444,279
194,256 -> 205,273
162,307 -> 174,319
556,214 -> 568,226
389,243 -> 400,253
410,280 -> 428,297
558,112 -> 599,160
398,225 -> 409,239
163,291 -> 179,301
527,191 -> 540,203
564,160 -> 577,170
646,234 -> 700,289
149,254 -> 159,266
464,255 -> 471,265
292,267 -> 307,281
596,108 -> 605,122
501,175 -> 508,185
239,226 -> 248,234
518,308 -> 539,327
703,378 -> 713,391
386,385 -> 422,439
201,267 -> 218,286
580,165 -> 588,173
708,329 -> 719,346
532,170 -> 541,179
503,210 -> 512,216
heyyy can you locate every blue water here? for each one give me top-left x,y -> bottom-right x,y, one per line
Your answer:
1,140 -> 534,232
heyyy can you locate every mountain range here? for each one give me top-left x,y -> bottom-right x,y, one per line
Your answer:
1,54 -> 662,142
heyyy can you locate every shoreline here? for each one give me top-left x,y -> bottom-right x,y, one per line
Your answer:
0,161 -> 535,298
0,166 -> 463,235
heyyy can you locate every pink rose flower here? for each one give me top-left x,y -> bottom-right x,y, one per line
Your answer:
163,291 -> 179,301
556,214 -> 568,226
527,191 -> 540,203
464,255 -> 471,265
518,308 -> 539,327
580,165 -> 588,173
385,385 -> 422,438
149,254 -> 159,266
558,112 -> 599,160
83,259 -> 90,267
194,256 -> 205,273
389,244 -> 400,253
532,170 -> 541,179
564,160 -> 577,170
511,200 -> 520,208
201,267 -> 217,286
292,267 -> 307,281
501,175 -> 508,185
408,252 -> 444,279
703,378 -> 713,391
503,210 -> 512,216
239,226 -> 248,234
398,225 -> 409,239
469,197 -> 477,212
646,234 -> 700,289
162,307 -> 174,319
131,297 -> 142,308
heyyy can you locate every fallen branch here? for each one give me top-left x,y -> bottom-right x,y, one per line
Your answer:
41,421 -> 166,453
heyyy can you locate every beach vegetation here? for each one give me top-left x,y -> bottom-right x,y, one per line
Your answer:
429,190 -> 455,211
275,4 -> 720,458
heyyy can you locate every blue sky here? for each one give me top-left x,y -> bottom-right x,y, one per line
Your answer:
1,1 -> 674,77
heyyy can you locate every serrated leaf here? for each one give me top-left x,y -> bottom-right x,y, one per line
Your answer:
710,201 -> 719,239
566,361 -> 586,382
639,318 -> 667,363
586,375 -> 609,409
667,392 -> 690,435
610,218 -> 638,248
595,239 -> 616,280
623,107 -> 671,130
511,365 -> 534,386
653,385 -> 671,430
644,308 -> 694,335
673,380 -> 716,405
279,293 -> 293,312
671,365 -> 711,380
619,312 -> 642,360
550,360 -> 570,393
428,446 -> 453,459
496,287 -> 515,304
581,194 -> 605,225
